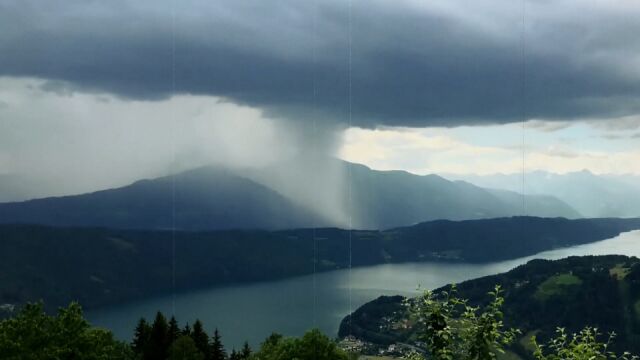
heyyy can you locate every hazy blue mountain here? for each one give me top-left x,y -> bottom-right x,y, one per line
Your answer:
244,158 -> 581,229
604,173 -> 640,189
0,167 -> 327,230
446,170 -> 640,218
344,163 -> 580,229
0,160 -> 580,231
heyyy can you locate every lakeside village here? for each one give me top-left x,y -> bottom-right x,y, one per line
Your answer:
337,312 -> 422,358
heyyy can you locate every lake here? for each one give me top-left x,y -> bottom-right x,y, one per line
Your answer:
86,230 -> 640,349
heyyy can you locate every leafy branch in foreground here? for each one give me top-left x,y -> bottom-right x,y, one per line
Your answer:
405,284 -> 640,360
532,327 -> 639,360
406,285 -> 519,360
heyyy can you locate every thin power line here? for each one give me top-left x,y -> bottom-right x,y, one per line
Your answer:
347,0 -> 353,336
171,0 -> 177,317
312,0 -> 318,332
521,0 -> 527,216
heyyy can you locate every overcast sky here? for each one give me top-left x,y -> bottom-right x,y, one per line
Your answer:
1,0 -> 639,197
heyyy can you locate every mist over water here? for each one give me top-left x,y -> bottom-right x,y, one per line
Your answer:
87,230 -> 640,349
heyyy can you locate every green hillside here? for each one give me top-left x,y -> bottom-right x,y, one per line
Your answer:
339,255 -> 640,358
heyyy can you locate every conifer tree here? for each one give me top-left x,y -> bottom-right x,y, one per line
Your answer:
169,316 -> 180,344
210,328 -> 227,360
132,317 -> 150,354
191,320 -> 210,358
229,349 -> 241,360
240,341 -> 251,359
182,322 -> 192,337
148,311 -> 170,360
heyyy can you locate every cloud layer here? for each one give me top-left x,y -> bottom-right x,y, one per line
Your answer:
0,77 -> 296,197
340,123 -> 640,175
2,0 -> 640,127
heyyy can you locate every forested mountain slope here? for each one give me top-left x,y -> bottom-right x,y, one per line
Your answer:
1,217 -> 638,312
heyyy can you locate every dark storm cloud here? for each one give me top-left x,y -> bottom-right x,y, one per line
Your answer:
1,0 -> 640,127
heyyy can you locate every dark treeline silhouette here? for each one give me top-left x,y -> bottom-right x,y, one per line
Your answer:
131,311 -> 250,360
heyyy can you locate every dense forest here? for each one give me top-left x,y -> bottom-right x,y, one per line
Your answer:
0,302 -> 351,360
2,217 -> 640,311
340,255 -> 640,358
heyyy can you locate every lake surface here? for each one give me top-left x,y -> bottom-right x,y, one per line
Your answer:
87,230 -> 640,349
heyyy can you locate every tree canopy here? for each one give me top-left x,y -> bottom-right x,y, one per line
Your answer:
0,302 -> 132,360
251,329 -> 351,360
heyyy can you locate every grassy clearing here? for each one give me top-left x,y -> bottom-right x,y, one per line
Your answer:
534,273 -> 583,301
610,264 -> 631,280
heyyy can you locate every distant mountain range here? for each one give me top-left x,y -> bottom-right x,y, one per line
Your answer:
445,170 -> 640,218
1,217 -> 639,312
0,160 -> 580,230
340,162 -> 580,229
340,255 -> 640,357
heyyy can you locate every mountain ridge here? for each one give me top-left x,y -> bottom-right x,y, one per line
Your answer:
0,160 -> 581,230
0,166 -> 329,231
